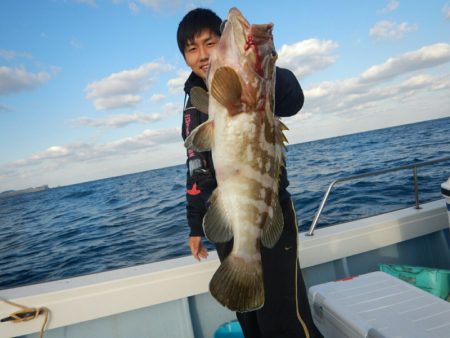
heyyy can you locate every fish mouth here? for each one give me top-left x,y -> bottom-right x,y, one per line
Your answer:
250,23 -> 273,42
227,7 -> 273,50
228,7 -> 250,29
227,7 -> 250,42
225,7 -> 276,79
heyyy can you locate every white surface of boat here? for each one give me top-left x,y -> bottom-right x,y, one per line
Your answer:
1,198 -> 449,338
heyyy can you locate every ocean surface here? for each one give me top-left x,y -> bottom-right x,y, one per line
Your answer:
1,117 -> 449,289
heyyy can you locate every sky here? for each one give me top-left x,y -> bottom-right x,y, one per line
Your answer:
0,0 -> 449,192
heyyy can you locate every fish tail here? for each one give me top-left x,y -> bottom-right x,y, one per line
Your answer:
209,254 -> 264,312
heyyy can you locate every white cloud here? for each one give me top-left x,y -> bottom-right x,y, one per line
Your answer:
277,39 -> 339,78
0,66 -> 51,95
1,127 -> 181,175
137,0 -> 209,12
0,104 -> 12,113
87,62 -> 171,97
287,67 -> 450,145
70,37 -> 84,49
129,2 -> 139,14
105,128 -> 180,152
431,73 -> 450,90
72,0 -> 97,6
360,43 -> 450,83
331,74 -> 436,112
167,69 -> 190,94
150,93 -> 165,102
72,112 -> 161,128
444,4 -> 450,20
0,49 -> 32,60
138,0 -> 181,11
162,102 -> 181,115
369,21 -> 418,40
86,61 -> 174,110
379,0 -> 399,14
303,78 -> 359,100
401,74 -> 434,88
294,43 -> 450,129
93,94 -> 142,110
35,146 -> 70,160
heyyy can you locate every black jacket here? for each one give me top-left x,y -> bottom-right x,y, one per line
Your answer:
182,68 -> 304,237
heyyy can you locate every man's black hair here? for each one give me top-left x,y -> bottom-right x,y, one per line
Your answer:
177,8 -> 222,57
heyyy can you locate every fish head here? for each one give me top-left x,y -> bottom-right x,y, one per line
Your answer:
210,7 -> 277,83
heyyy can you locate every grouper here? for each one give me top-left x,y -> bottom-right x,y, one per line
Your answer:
185,7 -> 288,312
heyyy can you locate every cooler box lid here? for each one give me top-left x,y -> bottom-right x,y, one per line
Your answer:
308,271 -> 450,338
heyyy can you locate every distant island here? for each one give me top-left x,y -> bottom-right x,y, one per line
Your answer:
0,185 -> 50,198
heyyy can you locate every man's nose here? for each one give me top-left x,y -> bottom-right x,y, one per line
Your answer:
199,45 -> 209,60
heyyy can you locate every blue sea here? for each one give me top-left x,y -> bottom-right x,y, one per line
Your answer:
1,117 -> 449,289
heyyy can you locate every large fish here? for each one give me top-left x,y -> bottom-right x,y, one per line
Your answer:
185,7 -> 287,312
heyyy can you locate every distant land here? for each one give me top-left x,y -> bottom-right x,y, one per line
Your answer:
0,185 -> 50,198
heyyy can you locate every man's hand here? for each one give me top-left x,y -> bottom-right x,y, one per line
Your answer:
189,236 -> 208,261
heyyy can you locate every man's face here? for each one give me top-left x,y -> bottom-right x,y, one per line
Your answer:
184,29 -> 220,80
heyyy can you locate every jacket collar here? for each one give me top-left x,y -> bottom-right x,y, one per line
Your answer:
184,72 -> 207,94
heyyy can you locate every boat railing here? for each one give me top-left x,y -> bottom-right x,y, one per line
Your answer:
306,156 -> 450,236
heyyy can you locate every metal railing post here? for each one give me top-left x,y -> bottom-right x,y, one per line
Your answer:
306,181 -> 337,236
306,156 -> 450,236
413,166 -> 420,209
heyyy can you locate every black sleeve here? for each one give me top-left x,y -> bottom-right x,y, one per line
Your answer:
185,168 -> 216,237
186,191 -> 207,237
274,67 -> 304,117
182,99 -> 217,237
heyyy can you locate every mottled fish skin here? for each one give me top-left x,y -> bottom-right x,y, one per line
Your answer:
184,7 -> 287,312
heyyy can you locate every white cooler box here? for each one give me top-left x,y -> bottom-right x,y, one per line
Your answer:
308,271 -> 450,338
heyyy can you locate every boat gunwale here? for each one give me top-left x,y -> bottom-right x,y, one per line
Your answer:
0,199 -> 448,337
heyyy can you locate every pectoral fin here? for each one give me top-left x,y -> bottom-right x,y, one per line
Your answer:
184,120 -> 214,152
203,188 -> 233,243
211,66 -> 242,114
190,86 -> 209,115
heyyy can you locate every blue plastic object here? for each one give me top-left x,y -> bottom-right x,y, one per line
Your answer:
214,320 -> 244,338
379,264 -> 450,300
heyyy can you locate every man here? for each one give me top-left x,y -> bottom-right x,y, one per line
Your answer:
177,8 -> 322,338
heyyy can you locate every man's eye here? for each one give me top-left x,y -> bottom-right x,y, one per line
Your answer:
187,47 -> 197,53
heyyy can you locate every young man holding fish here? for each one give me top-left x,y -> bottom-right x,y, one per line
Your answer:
177,7 -> 322,338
